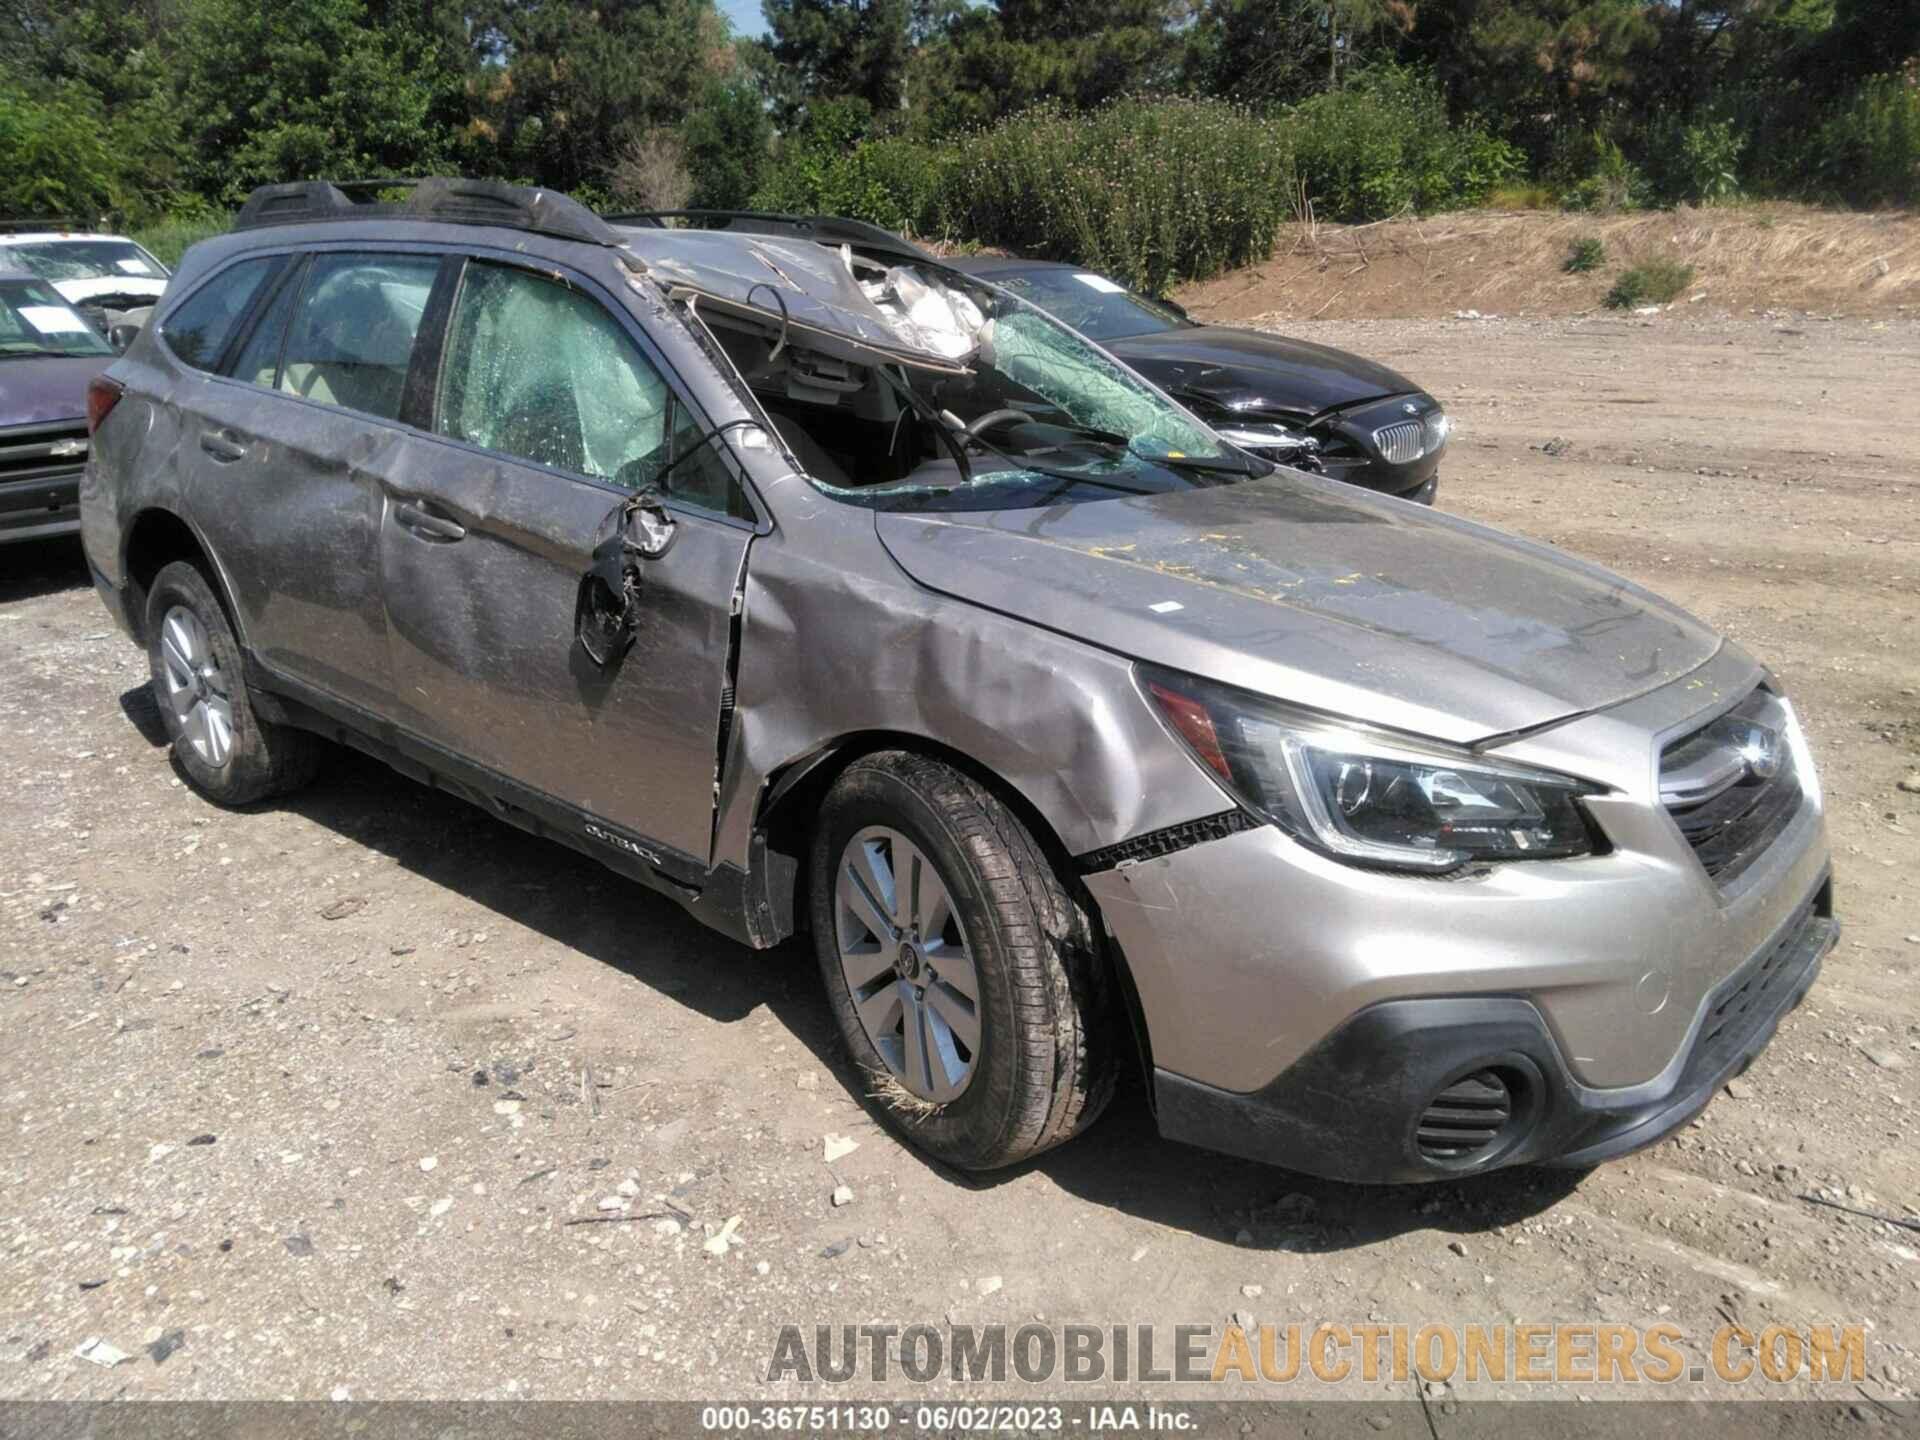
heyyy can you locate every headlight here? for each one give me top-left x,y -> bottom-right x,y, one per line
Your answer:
1423,408 -> 1450,455
1142,666 -> 1601,871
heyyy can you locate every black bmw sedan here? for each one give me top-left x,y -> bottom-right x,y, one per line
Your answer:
951,256 -> 1447,503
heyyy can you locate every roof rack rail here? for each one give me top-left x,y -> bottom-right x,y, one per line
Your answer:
233,178 -> 620,248
606,209 -> 935,264
0,218 -> 85,236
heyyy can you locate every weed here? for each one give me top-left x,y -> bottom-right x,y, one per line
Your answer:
1563,237 -> 1606,273
1605,259 -> 1695,309
866,1068 -> 937,1120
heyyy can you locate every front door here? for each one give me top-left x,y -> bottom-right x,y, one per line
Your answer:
378,255 -> 755,874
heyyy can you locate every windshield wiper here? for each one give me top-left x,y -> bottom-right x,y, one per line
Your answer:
976,416 -> 1131,451
878,367 -> 974,484
0,345 -> 75,360
1149,450 -> 1268,477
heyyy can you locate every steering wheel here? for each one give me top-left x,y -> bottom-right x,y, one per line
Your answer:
965,408 -> 1030,439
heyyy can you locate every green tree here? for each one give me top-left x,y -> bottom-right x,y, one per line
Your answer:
466,0 -> 732,196
1402,0 -> 1657,160
1186,0 -> 1411,102
759,0 -> 912,127
683,72 -> 774,207
175,0 -> 460,203
0,78 -> 126,218
910,0 -> 1184,134
0,0 -> 192,217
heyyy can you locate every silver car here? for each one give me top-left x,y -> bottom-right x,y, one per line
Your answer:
80,180 -> 1835,1182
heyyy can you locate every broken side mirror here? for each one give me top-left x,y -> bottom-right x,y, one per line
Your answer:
626,489 -> 677,560
574,486 -> 676,668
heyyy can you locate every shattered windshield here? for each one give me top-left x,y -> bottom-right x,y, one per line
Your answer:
1,239 -> 168,284
658,238 -> 1265,516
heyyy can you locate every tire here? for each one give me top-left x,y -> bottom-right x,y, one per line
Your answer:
145,559 -> 321,806
810,751 -> 1115,1170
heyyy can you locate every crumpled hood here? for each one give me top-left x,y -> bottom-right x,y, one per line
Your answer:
0,353 -> 111,427
875,475 -> 1719,744
1107,325 -> 1418,417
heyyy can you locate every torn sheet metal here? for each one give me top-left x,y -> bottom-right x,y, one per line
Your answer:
617,227 -> 978,374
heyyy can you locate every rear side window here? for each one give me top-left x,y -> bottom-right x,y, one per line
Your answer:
277,253 -> 439,422
161,257 -> 279,371
229,260 -> 307,389
436,261 -> 672,486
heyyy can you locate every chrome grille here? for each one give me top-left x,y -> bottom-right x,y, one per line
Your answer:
1372,419 -> 1424,464
0,422 -> 89,483
1660,688 -> 1802,885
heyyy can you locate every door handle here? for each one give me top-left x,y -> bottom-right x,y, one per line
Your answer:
199,429 -> 246,463
394,500 -> 467,543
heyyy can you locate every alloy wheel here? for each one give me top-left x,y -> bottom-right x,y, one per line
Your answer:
835,825 -> 981,1102
158,604 -> 233,769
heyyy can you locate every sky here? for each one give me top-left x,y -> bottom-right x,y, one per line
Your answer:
720,0 -> 768,39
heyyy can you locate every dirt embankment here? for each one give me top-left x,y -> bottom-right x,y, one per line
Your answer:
1176,204 -> 1920,324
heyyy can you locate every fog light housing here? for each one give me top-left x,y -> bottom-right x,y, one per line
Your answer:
1415,1062 -> 1537,1168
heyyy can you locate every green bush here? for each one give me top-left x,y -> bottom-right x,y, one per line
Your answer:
1285,67 -> 1524,222
1605,259 -> 1695,309
760,77 -> 1527,292
1647,117 -> 1745,205
1563,237 -> 1605,273
131,210 -> 233,267
752,99 -> 949,236
939,97 -> 1296,294
1811,74 -> 1920,207
1557,134 -> 1646,213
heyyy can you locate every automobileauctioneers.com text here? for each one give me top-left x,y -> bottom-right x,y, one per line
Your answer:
767,1320 -> 1866,1387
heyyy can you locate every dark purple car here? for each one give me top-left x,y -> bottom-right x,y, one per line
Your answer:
1,268 -> 118,545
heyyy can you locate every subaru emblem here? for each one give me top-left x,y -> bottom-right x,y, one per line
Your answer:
1739,724 -> 1782,782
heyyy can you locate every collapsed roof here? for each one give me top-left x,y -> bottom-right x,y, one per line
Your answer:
615,226 -> 983,376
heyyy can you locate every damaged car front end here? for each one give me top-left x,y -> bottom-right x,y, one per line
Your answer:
624,219 -> 1833,1183
950,257 -> 1449,502
84,187 -> 1832,1185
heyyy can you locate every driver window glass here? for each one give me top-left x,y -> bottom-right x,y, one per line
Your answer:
436,261 -> 672,489
667,400 -> 754,521
278,253 -> 438,421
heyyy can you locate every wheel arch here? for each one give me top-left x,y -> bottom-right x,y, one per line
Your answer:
121,507 -> 242,647
755,729 -> 1156,1083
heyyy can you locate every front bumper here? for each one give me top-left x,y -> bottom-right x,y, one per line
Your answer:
1,468 -> 82,544
1083,647 -> 1833,1181
1150,877 -> 1833,1182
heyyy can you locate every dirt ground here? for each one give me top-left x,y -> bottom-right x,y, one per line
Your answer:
2,311 -> 1917,1411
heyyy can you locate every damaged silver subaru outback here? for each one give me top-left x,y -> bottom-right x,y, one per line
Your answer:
81,180 -> 1836,1182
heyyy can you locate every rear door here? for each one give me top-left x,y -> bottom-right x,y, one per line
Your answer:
378,252 -> 757,876
184,248 -> 445,714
